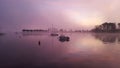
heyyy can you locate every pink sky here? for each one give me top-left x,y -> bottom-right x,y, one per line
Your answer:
0,0 -> 120,31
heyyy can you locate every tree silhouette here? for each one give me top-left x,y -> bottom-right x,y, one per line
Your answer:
92,22 -> 116,32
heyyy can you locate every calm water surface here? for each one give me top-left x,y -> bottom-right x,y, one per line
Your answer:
0,32 -> 120,68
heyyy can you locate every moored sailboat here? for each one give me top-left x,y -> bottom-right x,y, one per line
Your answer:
50,25 -> 59,36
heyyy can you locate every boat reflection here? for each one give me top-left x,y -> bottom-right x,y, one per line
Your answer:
92,33 -> 120,44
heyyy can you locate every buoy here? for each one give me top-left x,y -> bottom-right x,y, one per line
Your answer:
38,41 -> 41,45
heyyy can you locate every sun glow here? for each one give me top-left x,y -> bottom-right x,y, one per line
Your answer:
65,10 -> 103,27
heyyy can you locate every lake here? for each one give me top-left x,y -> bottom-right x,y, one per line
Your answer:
0,32 -> 120,68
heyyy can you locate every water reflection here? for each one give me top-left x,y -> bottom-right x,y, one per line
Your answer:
2,32 -> 120,68
92,33 -> 120,44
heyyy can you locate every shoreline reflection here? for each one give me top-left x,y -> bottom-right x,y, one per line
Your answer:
92,33 -> 120,44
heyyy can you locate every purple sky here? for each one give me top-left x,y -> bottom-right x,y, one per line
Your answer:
0,0 -> 120,32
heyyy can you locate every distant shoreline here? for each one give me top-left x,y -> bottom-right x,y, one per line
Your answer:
22,29 -> 48,32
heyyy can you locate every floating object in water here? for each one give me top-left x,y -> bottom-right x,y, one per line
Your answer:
66,36 -> 70,41
38,41 -> 41,45
0,33 -> 4,35
59,35 -> 70,42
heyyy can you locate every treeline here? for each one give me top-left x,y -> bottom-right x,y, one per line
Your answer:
92,22 -> 120,32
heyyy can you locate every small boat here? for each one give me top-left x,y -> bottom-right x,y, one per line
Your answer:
66,36 -> 70,41
51,33 -> 59,36
50,24 -> 59,36
59,35 -> 70,42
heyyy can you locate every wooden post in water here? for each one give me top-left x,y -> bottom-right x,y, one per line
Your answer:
38,41 -> 41,45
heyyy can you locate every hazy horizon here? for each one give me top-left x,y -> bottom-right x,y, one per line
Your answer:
0,0 -> 120,32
